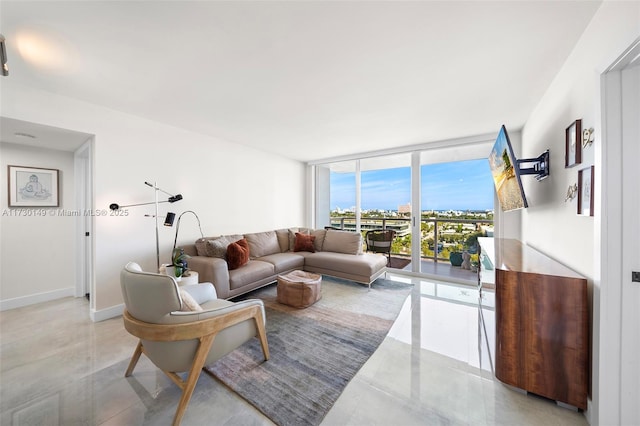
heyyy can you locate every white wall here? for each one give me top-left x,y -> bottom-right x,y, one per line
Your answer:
0,81 -> 306,318
520,2 -> 640,424
0,143 -> 76,307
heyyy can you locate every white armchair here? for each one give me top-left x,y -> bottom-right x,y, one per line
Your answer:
120,262 -> 269,426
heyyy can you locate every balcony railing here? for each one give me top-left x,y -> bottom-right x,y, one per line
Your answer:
328,216 -> 493,263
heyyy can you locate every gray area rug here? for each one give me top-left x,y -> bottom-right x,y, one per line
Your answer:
209,277 -> 413,426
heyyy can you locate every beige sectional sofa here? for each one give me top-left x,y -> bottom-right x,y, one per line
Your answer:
181,228 -> 388,299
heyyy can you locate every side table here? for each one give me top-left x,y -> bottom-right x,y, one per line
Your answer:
177,271 -> 199,286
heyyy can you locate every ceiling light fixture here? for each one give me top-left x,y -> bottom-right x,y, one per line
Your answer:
15,28 -> 77,73
14,132 -> 36,139
0,34 -> 8,76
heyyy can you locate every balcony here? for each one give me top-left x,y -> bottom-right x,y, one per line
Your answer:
328,215 -> 493,285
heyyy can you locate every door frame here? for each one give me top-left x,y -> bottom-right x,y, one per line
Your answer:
74,138 -> 95,311
597,37 -> 640,425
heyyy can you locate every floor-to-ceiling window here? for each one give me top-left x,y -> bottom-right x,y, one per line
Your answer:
313,136 -> 496,283
360,154 -> 412,265
419,158 -> 494,279
319,160 -> 357,230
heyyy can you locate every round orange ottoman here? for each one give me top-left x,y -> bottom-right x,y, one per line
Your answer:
276,270 -> 322,308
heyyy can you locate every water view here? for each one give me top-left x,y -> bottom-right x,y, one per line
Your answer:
329,158 -> 495,265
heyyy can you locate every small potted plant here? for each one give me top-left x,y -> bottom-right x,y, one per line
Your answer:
449,251 -> 463,267
172,248 -> 191,279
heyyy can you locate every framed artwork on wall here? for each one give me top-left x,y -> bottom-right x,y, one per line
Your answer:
577,165 -> 594,216
8,165 -> 59,207
565,119 -> 582,168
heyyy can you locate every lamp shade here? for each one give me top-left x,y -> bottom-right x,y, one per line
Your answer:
164,212 -> 176,226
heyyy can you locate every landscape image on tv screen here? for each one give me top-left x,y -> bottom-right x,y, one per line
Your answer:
488,126 -> 528,211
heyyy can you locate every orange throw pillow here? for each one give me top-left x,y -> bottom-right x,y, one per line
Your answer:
227,238 -> 250,270
294,232 -> 316,252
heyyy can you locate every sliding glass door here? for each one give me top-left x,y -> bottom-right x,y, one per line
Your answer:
360,154 -> 412,268
314,139 -> 495,279
419,157 -> 494,279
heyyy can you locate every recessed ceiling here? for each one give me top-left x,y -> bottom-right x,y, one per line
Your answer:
0,117 -> 92,152
0,1 -> 602,161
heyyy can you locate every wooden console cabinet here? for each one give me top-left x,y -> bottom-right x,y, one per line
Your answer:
479,238 -> 588,410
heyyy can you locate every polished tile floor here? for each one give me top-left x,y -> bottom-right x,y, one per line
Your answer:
0,274 -> 588,425
391,258 -> 478,285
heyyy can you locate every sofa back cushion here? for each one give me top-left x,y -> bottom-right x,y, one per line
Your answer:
322,229 -> 362,255
276,229 -> 292,252
245,231 -> 281,259
310,229 -> 326,252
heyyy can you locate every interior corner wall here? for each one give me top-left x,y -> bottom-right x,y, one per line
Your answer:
0,142 -> 76,305
1,82 -> 306,317
519,2 -> 639,425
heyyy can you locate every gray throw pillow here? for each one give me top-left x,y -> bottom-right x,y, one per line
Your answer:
195,237 -> 219,256
206,237 -> 230,258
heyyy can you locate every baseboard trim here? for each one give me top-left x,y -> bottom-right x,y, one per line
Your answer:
91,303 -> 124,322
0,287 -> 75,311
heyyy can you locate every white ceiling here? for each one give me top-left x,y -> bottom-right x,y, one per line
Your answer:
0,116 -> 92,151
0,1 -> 602,161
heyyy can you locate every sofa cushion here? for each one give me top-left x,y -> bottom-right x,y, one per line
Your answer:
276,228 -> 292,253
322,229 -> 362,255
305,251 -> 386,277
294,232 -> 316,252
245,231 -> 281,259
310,229 -> 326,252
227,238 -> 250,270
229,260 -> 275,290
257,252 -> 305,273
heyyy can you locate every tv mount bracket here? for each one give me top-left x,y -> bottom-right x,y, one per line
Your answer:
517,149 -> 550,182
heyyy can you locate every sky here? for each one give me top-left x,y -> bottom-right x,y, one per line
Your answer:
330,158 -> 495,211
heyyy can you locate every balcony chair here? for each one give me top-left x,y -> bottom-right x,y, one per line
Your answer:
120,262 -> 269,426
365,229 -> 397,265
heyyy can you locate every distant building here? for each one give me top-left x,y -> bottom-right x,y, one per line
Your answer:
398,203 -> 411,214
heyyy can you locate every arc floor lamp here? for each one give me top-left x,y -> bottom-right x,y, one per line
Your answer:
163,210 -> 204,259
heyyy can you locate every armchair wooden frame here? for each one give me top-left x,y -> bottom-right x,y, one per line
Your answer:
123,303 -> 270,426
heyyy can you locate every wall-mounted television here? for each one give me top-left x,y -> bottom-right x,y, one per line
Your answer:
488,125 -> 529,212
